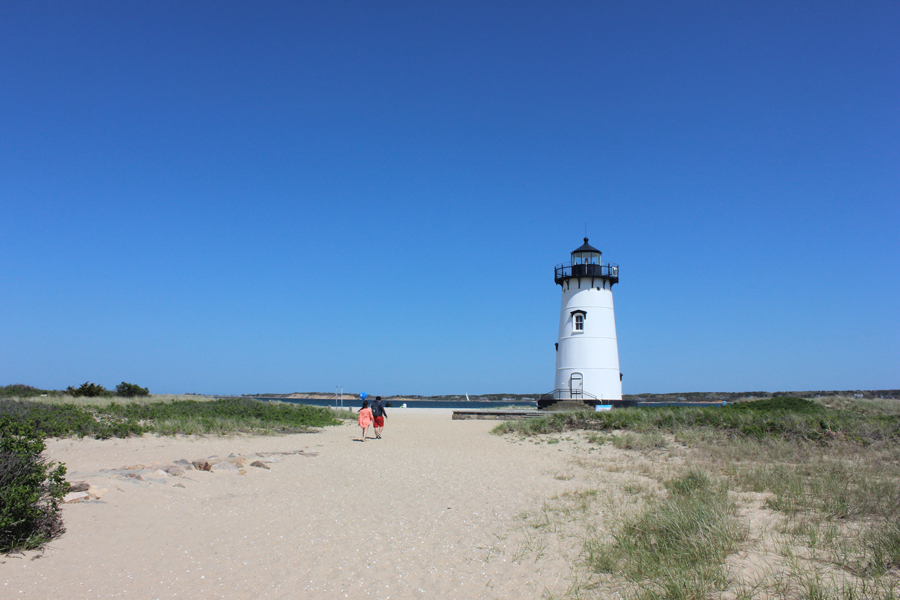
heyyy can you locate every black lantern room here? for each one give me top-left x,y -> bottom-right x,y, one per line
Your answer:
554,237 -> 619,286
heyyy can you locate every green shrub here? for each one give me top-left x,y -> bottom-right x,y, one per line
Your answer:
728,396 -> 823,413
0,399 -> 144,439
0,385 -> 57,399
115,382 -> 149,397
0,419 -> 69,552
66,382 -> 112,398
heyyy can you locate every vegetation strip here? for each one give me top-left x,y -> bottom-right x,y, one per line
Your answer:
494,397 -> 900,599
493,397 -> 900,445
0,397 -> 349,439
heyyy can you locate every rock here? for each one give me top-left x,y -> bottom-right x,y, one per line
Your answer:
173,483 -> 186,489
143,477 -> 168,485
68,481 -> 90,493
87,486 -> 108,500
212,460 -> 238,472
239,469 -> 247,476
250,460 -> 270,470
174,459 -> 194,469
263,455 -> 281,464
192,460 -> 212,471
153,469 -> 170,478
225,457 -> 248,468
158,465 -> 185,477
228,453 -> 238,457
63,492 -> 90,504
124,464 -> 145,470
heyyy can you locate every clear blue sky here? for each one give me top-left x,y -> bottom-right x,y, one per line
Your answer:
2,2 -> 897,396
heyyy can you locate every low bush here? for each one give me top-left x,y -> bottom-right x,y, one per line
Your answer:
115,382 -> 149,397
66,382 -> 112,398
0,399 -> 141,439
728,396 -> 823,413
0,385 -> 57,399
0,419 -> 69,553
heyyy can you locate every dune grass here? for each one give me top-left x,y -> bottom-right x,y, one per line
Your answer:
29,393 -> 219,408
0,396 -> 351,438
493,397 -> 900,444
496,396 -> 900,599
586,469 -> 746,600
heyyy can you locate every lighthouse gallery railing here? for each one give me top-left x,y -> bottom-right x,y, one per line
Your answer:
554,263 -> 619,285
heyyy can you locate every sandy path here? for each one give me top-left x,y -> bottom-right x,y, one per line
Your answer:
1,410 -> 584,599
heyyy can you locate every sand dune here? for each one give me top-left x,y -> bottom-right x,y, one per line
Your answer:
1,409 -> 585,599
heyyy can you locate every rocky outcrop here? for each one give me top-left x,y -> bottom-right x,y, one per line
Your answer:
157,465 -> 186,476
65,449 -> 316,502
224,456 -> 248,468
211,460 -> 238,472
87,486 -> 108,500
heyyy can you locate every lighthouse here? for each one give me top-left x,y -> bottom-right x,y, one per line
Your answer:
551,238 -> 621,404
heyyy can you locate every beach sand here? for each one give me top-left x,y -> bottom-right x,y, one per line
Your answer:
1,409 -> 591,599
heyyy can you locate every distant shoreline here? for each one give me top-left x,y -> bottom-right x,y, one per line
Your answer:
245,389 -> 899,402
255,396 -> 538,410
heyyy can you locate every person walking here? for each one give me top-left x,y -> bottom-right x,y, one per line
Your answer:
370,396 -> 388,439
358,399 -> 373,442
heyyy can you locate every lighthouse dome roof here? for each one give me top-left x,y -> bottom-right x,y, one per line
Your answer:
572,237 -> 601,254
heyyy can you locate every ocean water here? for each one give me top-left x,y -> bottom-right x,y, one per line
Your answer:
256,397 -> 538,410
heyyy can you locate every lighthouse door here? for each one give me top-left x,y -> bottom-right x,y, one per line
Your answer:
569,373 -> 583,399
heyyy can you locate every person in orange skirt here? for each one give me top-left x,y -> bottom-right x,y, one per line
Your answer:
357,399 -> 373,442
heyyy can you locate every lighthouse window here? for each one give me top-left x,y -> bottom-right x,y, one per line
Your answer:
574,314 -> 584,331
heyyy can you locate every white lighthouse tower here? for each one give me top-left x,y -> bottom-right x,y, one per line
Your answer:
552,238 -> 621,404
